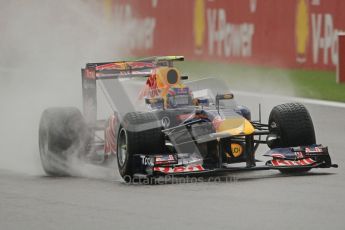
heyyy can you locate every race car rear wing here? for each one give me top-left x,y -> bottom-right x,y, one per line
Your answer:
86,56 -> 184,68
83,56 -> 184,80
137,55 -> 184,62
81,56 -> 184,126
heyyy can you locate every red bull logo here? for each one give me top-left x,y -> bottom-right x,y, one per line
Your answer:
96,61 -> 154,71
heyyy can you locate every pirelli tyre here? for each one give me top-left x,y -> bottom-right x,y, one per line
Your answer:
117,112 -> 165,182
39,107 -> 90,176
268,103 -> 316,173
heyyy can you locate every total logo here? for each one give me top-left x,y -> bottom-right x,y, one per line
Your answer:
295,0 -> 345,66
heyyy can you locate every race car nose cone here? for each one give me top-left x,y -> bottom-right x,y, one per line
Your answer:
217,118 -> 255,136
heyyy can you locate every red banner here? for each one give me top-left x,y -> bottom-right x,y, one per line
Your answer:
105,0 -> 345,71
337,34 -> 345,82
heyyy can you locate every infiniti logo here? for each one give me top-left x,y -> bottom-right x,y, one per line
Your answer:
161,116 -> 170,128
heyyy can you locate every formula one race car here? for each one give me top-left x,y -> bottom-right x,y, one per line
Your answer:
39,56 -> 338,182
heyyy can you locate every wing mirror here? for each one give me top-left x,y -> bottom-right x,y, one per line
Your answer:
216,93 -> 234,114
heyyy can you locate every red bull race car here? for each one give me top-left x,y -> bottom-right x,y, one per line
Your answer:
39,56 -> 338,182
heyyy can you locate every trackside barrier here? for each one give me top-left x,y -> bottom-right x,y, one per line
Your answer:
104,0 -> 345,73
337,34 -> 345,83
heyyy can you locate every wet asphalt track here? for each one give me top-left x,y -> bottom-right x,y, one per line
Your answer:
1,93 -> 344,230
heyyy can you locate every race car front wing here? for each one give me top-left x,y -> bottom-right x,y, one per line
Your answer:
131,144 -> 338,178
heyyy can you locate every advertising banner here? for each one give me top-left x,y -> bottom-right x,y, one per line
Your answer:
337,34 -> 345,83
104,0 -> 345,71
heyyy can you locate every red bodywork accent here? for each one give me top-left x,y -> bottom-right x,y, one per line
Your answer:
153,164 -> 205,174
138,68 -> 160,99
271,158 -> 315,166
104,115 -> 118,155
154,155 -> 177,165
176,113 -> 194,121
85,68 -> 96,80
212,115 -> 225,130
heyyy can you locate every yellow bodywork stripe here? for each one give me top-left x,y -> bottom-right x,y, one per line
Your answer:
217,118 -> 255,136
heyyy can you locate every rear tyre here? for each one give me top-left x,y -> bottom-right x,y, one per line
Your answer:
268,103 -> 316,173
117,112 -> 165,182
39,107 -> 90,176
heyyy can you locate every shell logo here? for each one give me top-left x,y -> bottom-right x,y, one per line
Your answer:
104,0 -> 114,21
193,0 -> 206,55
231,143 -> 243,158
295,0 -> 310,63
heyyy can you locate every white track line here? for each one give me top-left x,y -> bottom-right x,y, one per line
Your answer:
233,90 -> 345,108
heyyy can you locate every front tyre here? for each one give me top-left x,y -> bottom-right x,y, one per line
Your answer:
116,112 -> 165,182
268,103 -> 316,148
268,103 -> 316,174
